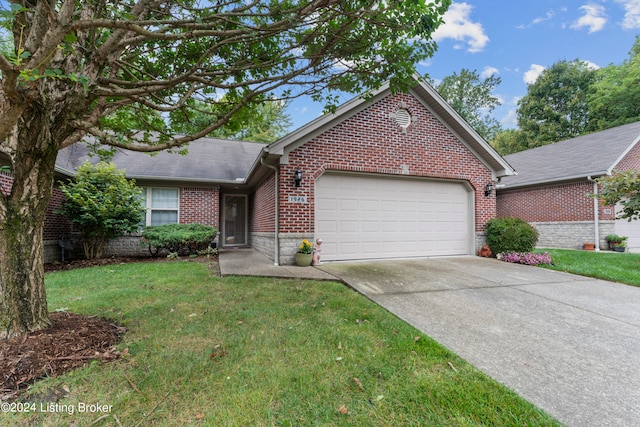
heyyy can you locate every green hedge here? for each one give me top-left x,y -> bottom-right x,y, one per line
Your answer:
485,217 -> 539,255
141,223 -> 217,257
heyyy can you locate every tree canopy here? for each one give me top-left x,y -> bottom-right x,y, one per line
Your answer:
170,97 -> 292,143
587,36 -> 640,131
516,59 -> 597,147
0,0 -> 450,153
0,0 -> 451,338
433,68 -> 503,142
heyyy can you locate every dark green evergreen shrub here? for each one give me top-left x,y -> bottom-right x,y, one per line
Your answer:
485,217 -> 539,255
141,223 -> 217,257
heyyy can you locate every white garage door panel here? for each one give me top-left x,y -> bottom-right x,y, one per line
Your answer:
615,204 -> 640,253
316,174 -> 471,261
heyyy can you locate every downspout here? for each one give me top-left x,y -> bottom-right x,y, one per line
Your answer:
261,157 -> 280,265
587,176 -> 600,251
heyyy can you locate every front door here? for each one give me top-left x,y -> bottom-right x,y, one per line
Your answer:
222,195 -> 248,246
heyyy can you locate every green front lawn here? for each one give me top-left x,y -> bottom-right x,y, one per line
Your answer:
539,249 -> 640,287
4,261 -> 561,426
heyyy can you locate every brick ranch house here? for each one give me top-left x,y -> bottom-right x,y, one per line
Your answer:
497,121 -> 640,253
2,77 -> 516,264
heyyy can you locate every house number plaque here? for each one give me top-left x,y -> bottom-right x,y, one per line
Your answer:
288,196 -> 307,203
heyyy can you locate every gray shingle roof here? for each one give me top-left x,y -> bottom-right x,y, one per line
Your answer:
500,121 -> 640,188
56,137 -> 266,183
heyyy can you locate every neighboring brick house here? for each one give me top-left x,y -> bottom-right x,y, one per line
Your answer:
497,121 -> 640,253
3,76 -> 516,264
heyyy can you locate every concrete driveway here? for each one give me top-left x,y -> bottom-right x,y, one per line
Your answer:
318,256 -> 640,427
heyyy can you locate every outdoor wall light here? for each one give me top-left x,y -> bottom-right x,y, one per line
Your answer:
294,169 -> 302,187
484,182 -> 496,197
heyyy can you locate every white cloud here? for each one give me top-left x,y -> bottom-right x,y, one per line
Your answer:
583,60 -> 601,70
432,2 -> 489,53
517,8 -> 567,29
615,0 -> 640,28
480,66 -> 499,79
523,64 -> 545,84
500,109 -> 518,129
532,10 -> 557,25
571,4 -> 607,33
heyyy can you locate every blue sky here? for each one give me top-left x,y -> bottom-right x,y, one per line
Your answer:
287,0 -> 640,131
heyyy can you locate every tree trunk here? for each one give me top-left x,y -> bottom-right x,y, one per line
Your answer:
0,115 -> 58,339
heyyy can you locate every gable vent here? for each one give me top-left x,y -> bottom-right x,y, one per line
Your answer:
390,107 -> 412,133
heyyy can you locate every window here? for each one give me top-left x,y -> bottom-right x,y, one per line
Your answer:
140,188 -> 179,226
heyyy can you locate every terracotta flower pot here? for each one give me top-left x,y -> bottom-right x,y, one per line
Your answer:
294,252 -> 313,267
583,242 -> 595,251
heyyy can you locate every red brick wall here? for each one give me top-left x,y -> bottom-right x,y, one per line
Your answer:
277,92 -> 496,233
496,181 -> 615,222
44,186 -> 74,240
179,187 -> 220,227
251,173 -> 276,233
0,170 -> 11,196
615,141 -> 640,170
497,142 -> 640,223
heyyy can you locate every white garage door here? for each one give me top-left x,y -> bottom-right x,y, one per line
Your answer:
615,204 -> 640,253
315,174 -> 472,261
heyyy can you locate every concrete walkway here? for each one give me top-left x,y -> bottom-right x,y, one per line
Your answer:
218,248 -> 338,281
218,250 -> 640,427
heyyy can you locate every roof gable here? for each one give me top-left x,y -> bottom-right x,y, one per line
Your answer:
501,121 -> 640,188
266,76 -> 515,178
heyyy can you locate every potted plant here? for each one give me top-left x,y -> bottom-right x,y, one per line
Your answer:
294,239 -> 314,266
614,240 -> 627,252
606,234 -> 627,251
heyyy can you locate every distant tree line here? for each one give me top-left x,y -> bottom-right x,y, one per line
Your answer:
435,36 -> 640,155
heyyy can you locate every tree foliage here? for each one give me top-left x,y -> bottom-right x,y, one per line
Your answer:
0,0 -> 450,152
56,162 -> 145,259
433,68 -> 503,141
587,36 -> 640,131
170,97 -> 292,143
0,0 -> 451,337
517,59 -> 597,147
490,128 -> 527,156
596,170 -> 640,221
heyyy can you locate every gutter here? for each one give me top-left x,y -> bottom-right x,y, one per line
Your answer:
55,164 -> 249,186
499,171 -> 610,190
261,156 -> 280,265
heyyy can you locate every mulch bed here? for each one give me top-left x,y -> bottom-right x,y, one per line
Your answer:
1,312 -> 125,401
2,255 -> 218,401
43,255 -> 175,272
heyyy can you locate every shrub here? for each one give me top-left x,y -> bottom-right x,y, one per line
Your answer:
485,217 -> 539,255
499,252 -> 552,266
141,223 -> 217,257
56,162 -> 145,259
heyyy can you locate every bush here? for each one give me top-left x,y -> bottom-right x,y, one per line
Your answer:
485,217 -> 539,255
56,162 -> 145,259
141,223 -> 217,257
